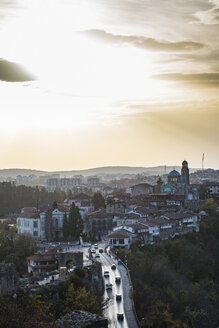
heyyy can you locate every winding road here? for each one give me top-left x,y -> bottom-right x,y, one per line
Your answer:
92,243 -> 139,328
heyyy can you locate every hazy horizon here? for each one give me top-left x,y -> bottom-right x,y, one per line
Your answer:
1,0 -> 219,170
0,163 -> 209,173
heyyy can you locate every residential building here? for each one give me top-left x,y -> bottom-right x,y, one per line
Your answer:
27,247 -> 59,274
17,213 -> 41,239
107,229 -> 133,249
87,209 -> 113,236
131,183 -> 153,196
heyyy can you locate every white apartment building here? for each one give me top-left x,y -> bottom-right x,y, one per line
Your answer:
17,206 -> 70,240
17,213 -> 41,239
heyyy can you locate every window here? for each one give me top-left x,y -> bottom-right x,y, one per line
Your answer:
24,221 -> 29,227
119,239 -> 124,244
33,221 -> 38,228
34,231 -> 38,237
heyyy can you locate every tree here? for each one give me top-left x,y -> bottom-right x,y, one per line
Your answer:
198,185 -> 207,200
45,210 -> 54,242
63,212 -> 69,240
200,198 -> 217,216
0,232 -> 36,275
92,192 -> 105,210
68,203 -> 83,241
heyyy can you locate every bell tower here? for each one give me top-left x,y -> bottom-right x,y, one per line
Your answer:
181,160 -> 190,185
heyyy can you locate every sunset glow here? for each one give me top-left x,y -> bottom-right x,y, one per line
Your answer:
0,0 -> 219,170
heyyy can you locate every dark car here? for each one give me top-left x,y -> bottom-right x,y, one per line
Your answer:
116,294 -> 122,301
111,264 -> 116,270
115,276 -> 121,284
117,313 -> 124,321
99,248 -> 103,253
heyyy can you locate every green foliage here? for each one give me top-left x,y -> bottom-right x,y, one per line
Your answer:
118,214 -> 219,328
0,294 -> 54,328
62,212 -> 69,239
200,198 -> 217,216
74,267 -> 86,279
91,192 -> 105,210
68,203 -> 83,241
35,271 -> 101,319
0,232 -> 36,275
198,185 -> 208,200
0,182 -> 67,216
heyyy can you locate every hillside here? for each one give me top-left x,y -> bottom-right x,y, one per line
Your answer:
117,212 -> 219,328
0,165 -> 199,178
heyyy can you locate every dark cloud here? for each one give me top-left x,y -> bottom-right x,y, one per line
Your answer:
153,73 -> 219,87
0,59 -> 35,82
81,29 -> 205,52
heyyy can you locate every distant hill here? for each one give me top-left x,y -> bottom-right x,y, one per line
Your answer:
0,166 -> 199,178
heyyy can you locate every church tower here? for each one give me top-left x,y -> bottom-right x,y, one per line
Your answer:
181,160 -> 190,185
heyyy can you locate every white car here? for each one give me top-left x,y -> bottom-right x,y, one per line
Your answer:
95,254 -> 100,258
82,242 -> 91,247
104,271 -> 110,277
91,249 -> 96,254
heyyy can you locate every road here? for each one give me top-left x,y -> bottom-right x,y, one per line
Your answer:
91,243 -> 139,328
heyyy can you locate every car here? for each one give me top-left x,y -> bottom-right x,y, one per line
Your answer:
91,249 -> 96,254
111,264 -> 116,270
115,276 -> 121,284
82,242 -> 91,247
94,244 -> 98,249
116,294 -> 122,301
117,313 -> 124,321
104,271 -> 110,277
95,254 -> 100,258
106,283 -> 113,290
99,248 -> 103,253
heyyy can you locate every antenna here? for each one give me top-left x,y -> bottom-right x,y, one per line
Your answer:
202,153 -> 204,171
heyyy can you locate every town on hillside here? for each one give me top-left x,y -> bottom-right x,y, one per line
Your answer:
0,161 -> 219,327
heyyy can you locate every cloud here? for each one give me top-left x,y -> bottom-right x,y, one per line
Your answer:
81,29 -> 205,52
193,0 -> 219,24
0,59 -> 35,82
153,73 -> 219,87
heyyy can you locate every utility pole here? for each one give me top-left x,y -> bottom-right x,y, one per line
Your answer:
202,153 -> 204,171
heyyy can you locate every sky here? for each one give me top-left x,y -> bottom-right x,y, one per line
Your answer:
0,0 -> 219,171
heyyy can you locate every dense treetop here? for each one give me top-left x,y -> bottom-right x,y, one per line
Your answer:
0,182 -> 67,216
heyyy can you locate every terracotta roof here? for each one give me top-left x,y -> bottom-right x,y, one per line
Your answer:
160,212 -> 196,220
88,209 -> 113,219
131,183 -> 153,188
27,254 -> 55,261
17,213 -> 40,219
107,229 -> 132,238
21,207 -> 37,214
72,193 -> 91,200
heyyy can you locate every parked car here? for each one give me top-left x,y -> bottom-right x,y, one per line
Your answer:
115,276 -> 121,284
104,271 -> 110,277
99,248 -> 103,253
116,294 -> 122,301
106,283 -> 113,290
111,264 -> 116,270
117,313 -> 124,321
